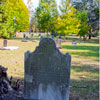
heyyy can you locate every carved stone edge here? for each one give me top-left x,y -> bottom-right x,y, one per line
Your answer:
25,50 -> 31,61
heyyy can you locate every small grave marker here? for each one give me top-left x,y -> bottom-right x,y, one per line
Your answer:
23,33 -> 26,38
72,40 -> 77,46
3,39 -> 7,47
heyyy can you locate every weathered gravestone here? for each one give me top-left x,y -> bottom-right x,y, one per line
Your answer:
0,39 -> 19,50
23,33 -> 26,38
24,38 -> 71,100
3,39 -> 7,47
72,40 -> 77,46
22,36 -> 29,42
30,34 -> 34,40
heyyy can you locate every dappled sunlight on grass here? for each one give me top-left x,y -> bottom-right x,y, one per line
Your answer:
0,39 -> 39,78
62,43 -> 99,59
70,79 -> 99,99
71,65 -> 99,81
60,42 -> 99,99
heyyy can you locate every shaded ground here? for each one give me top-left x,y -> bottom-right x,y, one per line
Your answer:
0,37 -> 99,100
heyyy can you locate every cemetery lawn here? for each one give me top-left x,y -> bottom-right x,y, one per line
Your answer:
0,39 -> 99,100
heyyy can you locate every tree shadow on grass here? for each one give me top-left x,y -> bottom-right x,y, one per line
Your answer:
62,45 -> 99,59
71,65 -> 99,74
70,65 -> 99,100
70,79 -> 99,100
62,45 -> 99,52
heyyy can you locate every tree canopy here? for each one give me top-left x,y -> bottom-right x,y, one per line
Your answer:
0,0 -> 29,38
78,10 -> 90,40
36,0 -> 58,33
0,0 -> 99,39
56,0 -> 80,36
72,0 -> 99,37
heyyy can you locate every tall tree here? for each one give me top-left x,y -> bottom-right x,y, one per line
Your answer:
72,0 -> 99,38
0,0 -> 30,38
27,0 -> 34,33
59,0 -> 72,14
48,0 -> 59,34
36,0 -> 58,34
0,0 -> 8,38
78,10 -> 90,40
36,0 -> 51,33
56,0 -> 80,36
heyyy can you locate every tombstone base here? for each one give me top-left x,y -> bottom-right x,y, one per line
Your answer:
0,46 -> 19,50
22,40 -> 29,42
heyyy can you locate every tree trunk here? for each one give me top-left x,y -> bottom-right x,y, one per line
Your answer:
9,32 -> 12,38
64,35 -> 66,41
80,36 -> 81,39
88,34 -> 92,39
83,36 -> 86,41
47,31 -> 49,37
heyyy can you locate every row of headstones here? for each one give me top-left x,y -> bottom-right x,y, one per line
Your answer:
23,33 -> 35,40
20,33 -> 76,47
2,39 -> 77,49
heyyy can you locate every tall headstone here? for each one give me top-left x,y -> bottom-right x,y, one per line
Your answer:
56,39 -> 62,49
24,38 -> 71,100
3,39 -> 7,47
23,33 -> 26,38
30,34 -> 34,40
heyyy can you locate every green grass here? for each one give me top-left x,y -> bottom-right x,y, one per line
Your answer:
0,36 -> 99,100
61,43 -> 99,100
62,43 -> 99,59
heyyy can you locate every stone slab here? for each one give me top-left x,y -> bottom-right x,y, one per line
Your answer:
0,46 -> 19,50
24,38 -> 71,100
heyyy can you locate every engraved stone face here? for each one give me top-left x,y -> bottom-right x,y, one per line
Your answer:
24,38 -> 71,100
3,39 -> 7,47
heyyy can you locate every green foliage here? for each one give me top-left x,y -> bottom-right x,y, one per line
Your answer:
5,0 -> 29,32
56,1 -> 80,36
0,0 -> 9,38
0,0 -> 29,38
59,0 -> 72,14
48,0 -> 59,33
0,23 -> 14,38
36,0 -> 58,33
36,1 -> 51,32
72,0 -> 99,36
78,11 -> 90,38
